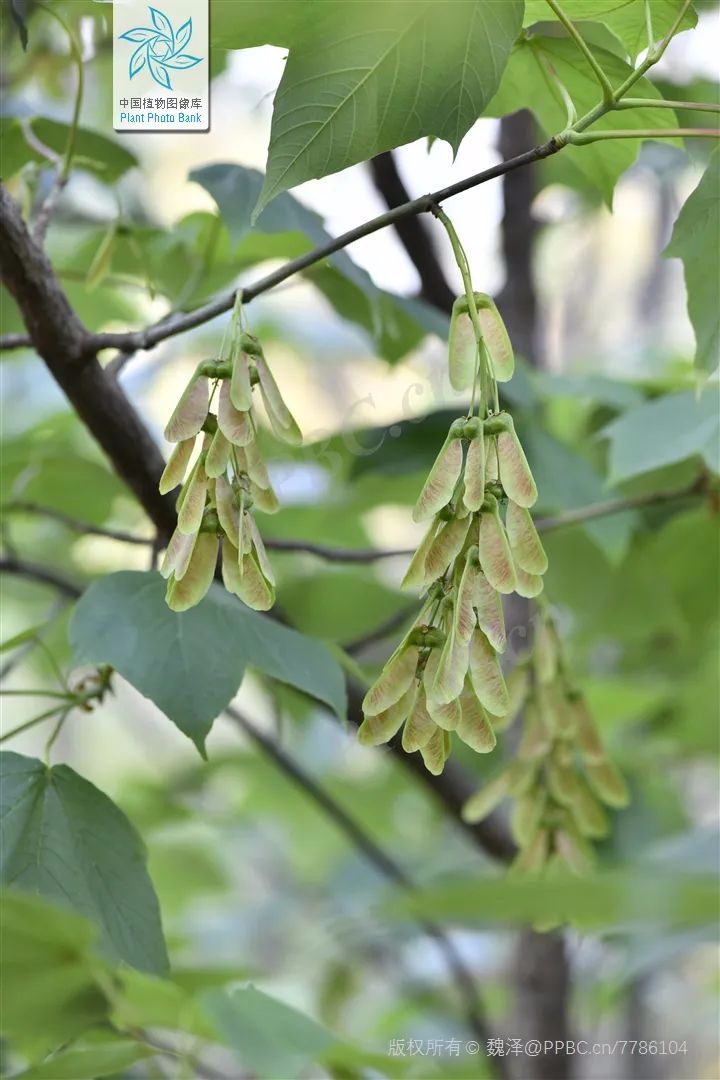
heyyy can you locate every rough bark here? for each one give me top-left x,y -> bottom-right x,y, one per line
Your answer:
0,184 -> 177,538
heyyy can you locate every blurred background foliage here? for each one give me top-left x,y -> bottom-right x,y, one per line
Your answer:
0,1 -> 718,1078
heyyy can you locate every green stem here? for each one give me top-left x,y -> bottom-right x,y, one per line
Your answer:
545,0 -> 614,103
548,64 -> 578,127
560,0 -> 693,143
432,207 -> 489,416
40,3 -> 84,179
644,0 -> 654,52
45,706 -> 72,762
0,688 -> 73,700
0,704 -> 66,744
568,128 -> 720,144
611,0 -> 692,102
614,98 -> 720,114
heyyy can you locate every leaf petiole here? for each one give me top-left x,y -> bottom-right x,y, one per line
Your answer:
545,0 -> 615,103
568,128 -> 720,145
0,703 -> 67,744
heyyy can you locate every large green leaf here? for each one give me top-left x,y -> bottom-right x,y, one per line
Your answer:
211,0 -> 304,48
601,389 -> 719,484
254,0 -> 523,213
524,0 -> 696,58
0,117 -> 137,182
665,149 -> 720,372
0,891 -> 109,1057
485,36 -> 679,203
190,162 -> 375,293
0,752 -> 168,974
70,572 -> 347,754
202,986 -> 334,1078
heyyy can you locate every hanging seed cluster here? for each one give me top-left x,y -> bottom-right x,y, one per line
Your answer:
159,328 -> 301,612
359,292 -> 548,774
463,612 -> 630,874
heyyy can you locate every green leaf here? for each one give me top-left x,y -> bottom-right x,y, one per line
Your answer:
1,447 -> 130,526
524,0 -> 697,59
601,389 -> 719,484
14,1034 -> 153,1080
485,36 -> 679,204
665,149 -> 720,372
0,890 -> 109,1056
521,426 -> 638,561
202,986 -> 335,1078
280,569 -> 406,643
255,0 -> 523,213
70,572 -> 347,754
190,163 -> 374,292
0,752 -> 168,974
210,0 -> 304,48
111,968 -> 215,1038
0,117 -> 137,182
190,163 -> 447,362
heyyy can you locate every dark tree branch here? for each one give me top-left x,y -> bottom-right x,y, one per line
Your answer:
0,183 -> 178,538
0,555 -> 82,598
497,110 -> 540,366
369,151 -> 455,312
496,114 -> 569,1080
2,501 -> 155,545
265,537 -> 411,562
345,681 -> 516,863
227,705 -> 507,1067
511,930 -> 571,1080
0,332 -> 32,351
342,605 -> 418,655
87,136 -> 563,356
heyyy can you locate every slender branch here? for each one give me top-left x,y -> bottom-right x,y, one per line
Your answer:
226,706 -> 506,1064
0,333 -> 32,351
0,703 -> 67,745
546,0 -> 614,103
264,537 -> 410,562
614,98 -> 720,114
534,479 -> 708,532
32,3 -> 85,244
0,555 -> 82,598
3,501 -> 154,546
269,482 -> 708,563
20,120 -> 62,166
87,137 -> 563,355
569,127 -> 719,145
610,0 -> 693,101
343,606 -> 418,656
0,598 -> 68,683
2,483 -> 704,576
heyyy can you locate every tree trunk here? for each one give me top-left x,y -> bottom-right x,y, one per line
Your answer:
497,111 -> 573,1080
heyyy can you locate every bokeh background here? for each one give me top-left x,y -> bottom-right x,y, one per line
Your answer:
1,2 -> 719,1077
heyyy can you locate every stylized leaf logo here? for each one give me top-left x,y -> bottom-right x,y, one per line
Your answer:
118,5 -> 202,91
